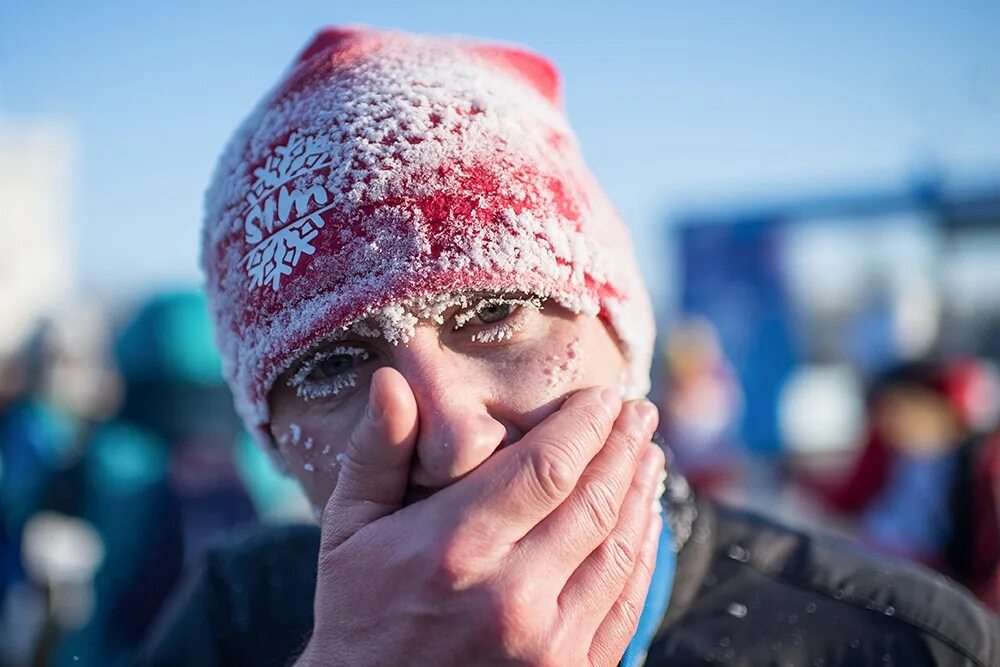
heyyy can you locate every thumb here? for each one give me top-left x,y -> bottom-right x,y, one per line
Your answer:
321,366 -> 418,550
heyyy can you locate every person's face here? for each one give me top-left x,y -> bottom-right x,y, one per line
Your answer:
874,386 -> 961,456
268,293 -> 627,511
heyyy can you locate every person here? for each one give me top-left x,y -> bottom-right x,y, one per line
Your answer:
660,318 -> 744,500
806,360 -> 1000,612
138,26 -> 999,666
56,290 -> 256,667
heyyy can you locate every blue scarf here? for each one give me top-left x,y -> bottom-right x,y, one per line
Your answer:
619,508 -> 675,667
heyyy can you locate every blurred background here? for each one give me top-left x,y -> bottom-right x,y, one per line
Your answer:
1,1 -> 999,664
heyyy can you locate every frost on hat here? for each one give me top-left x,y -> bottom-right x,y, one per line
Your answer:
202,26 -> 655,441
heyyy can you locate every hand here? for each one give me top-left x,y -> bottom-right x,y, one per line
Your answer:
296,367 -> 665,666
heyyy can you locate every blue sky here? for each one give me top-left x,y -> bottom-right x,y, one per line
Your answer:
2,1 -> 999,309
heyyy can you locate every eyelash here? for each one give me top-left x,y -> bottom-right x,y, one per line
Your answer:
287,295 -> 545,401
452,295 -> 544,334
469,318 -> 520,343
287,345 -> 370,400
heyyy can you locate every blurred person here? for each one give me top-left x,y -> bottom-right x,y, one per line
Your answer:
863,362 -> 967,561
139,27 -> 997,667
0,340 -> 71,666
660,318 -> 744,500
105,291 -> 255,562
55,291 -> 256,667
807,359 -> 1000,611
0,311 -> 111,665
0,316 -> 103,550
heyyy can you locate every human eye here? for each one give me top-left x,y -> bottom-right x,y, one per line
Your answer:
286,344 -> 372,400
452,294 -> 545,343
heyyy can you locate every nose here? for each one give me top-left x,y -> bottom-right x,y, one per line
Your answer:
393,327 -> 509,489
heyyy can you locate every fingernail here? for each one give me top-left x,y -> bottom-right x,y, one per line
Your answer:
641,445 -> 661,487
367,384 -> 383,421
636,400 -> 657,431
599,387 -> 621,417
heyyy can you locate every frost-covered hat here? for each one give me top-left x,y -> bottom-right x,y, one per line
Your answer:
202,26 -> 654,442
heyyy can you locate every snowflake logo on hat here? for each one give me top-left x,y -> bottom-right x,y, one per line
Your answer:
240,132 -> 335,291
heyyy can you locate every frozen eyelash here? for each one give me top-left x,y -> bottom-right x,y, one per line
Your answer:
295,371 -> 359,400
287,345 -> 369,399
453,294 -> 545,330
308,292 -> 547,348
470,321 -> 519,343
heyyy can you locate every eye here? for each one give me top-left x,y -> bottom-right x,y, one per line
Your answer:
450,294 -> 546,344
307,354 -> 355,381
287,344 -> 371,400
475,301 -> 513,324
453,297 -> 521,331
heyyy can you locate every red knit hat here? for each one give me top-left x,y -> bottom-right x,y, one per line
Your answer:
202,26 -> 654,441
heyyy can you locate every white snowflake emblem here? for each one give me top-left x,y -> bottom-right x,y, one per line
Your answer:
240,132 -> 334,291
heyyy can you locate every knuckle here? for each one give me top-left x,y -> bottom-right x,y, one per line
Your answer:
613,412 -> 649,457
527,444 -> 578,503
567,405 -> 612,448
333,456 -> 366,489
491,580 -> 534,641
634,550 -> 655,579
616,594 -> 643,632
501,578 -> 533,620
429,540 -> 473,590
579,479 -> 621,535
344,431 -> 376,472
603,532 -> 638,577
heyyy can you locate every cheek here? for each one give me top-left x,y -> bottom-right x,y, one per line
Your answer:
269,396 -> 364,511
532,320 -> 625,393
497,334 -> 585,402
540,337 -> 583,388
488,321 -> 625,430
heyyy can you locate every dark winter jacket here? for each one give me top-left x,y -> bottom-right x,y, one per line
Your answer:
136,501 -> 999,666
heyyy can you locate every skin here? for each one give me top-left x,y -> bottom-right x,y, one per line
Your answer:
875,388 -> 963,457
269,295 -> 665,666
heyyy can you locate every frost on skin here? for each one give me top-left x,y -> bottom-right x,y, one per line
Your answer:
543,337 -> 583,388
470,323 -> 517,344
276,422 -> 302,446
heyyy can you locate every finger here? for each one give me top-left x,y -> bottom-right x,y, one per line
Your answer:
434,386 -> 622,546
588,507 -> 662,667
516,400 -> 658,579
556,443 -> 663,628
322,366 -> 418,550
